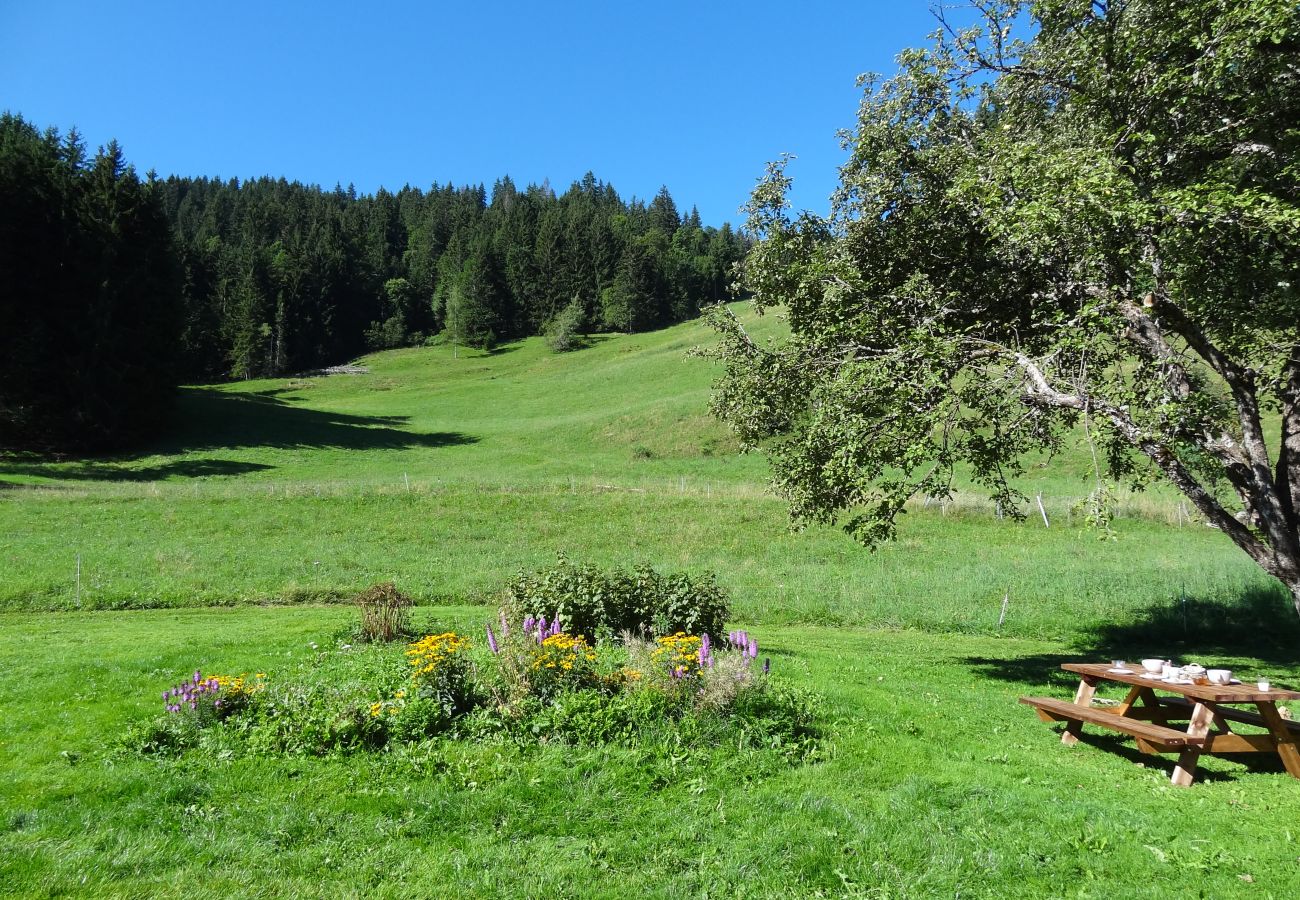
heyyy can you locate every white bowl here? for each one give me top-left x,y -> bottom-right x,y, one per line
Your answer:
1141,658 -> 1165,674
1207,669 -> 1232,684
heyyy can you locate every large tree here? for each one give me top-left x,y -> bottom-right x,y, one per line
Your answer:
0,116 -> 182,450
707,1 -> 1300,615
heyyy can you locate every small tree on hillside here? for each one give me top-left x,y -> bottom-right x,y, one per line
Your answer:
707,1 -> 1300,617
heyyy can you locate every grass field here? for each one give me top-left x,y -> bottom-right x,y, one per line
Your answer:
1,607 -> 1297,899
3,306 -> 1299,897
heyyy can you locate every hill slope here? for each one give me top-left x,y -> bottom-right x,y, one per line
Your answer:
0,305 -> 1291,647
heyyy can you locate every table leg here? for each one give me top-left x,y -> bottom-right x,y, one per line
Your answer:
1114,685 -> 1142,716
1062,676 -> 1098,746
1256,703 -> 1300,779
1171,702 -> 1214,787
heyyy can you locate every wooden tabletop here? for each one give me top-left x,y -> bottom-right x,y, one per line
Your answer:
1063,663 -> 1300,703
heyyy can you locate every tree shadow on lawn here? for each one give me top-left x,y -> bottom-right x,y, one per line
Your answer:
965,583 -> 1299,691
1066,732 -> 1288,782
155,388 -> 477,456
0,389 -> 478,481
1,458 -> 277,482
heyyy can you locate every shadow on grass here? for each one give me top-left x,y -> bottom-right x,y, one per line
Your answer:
2,459 -> 276,482
1080,584 -> 1300,666
0,389 -> 478,480
1063,731 -> 1288,781
966,584 -> 1300,690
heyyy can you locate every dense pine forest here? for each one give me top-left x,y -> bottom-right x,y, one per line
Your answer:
0,113 -> 748,450
161,171 -> 748,382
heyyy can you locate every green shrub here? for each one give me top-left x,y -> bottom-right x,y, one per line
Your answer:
503,556 -> 730,639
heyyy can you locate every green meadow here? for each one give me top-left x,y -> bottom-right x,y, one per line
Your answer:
3,305 -> 1299,897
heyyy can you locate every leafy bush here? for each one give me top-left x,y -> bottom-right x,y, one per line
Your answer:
503,556 -> 730,639
543,297 -> 587,352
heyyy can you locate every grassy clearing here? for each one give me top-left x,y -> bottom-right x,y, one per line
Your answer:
2,606 -> 1297,899
1,304 -> 1290,644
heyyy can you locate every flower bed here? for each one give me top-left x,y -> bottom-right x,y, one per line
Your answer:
121,612 -> 820,763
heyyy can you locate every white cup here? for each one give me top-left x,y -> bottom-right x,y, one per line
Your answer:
1162,663 -> 1179,679
1207,669 -> 1231,685
1257,679 -> 1270,692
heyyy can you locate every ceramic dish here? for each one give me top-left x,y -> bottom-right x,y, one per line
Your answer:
1106,667 -> 1134,674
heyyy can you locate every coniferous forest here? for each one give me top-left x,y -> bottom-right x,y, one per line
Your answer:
0,113 -> 749,451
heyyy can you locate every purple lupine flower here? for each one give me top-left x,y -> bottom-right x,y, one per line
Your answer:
485,623 -> 499,654
551,617 -> 561,637
747,638 -> 758,659
698,645 -> 707,668
162,691 -> 169,701
523,615 -> 535,635
701,633 -> 710,655
193,670 -> 201,685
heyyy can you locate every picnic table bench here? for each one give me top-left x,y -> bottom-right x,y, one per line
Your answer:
1021,663 -> 1300,786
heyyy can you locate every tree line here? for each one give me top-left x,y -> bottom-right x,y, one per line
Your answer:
0,112 -> 747,450
159,170 -> 747,382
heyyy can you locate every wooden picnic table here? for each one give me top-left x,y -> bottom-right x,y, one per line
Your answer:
1021,663 -> 1300,787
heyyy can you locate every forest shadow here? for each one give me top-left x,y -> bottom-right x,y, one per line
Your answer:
0,459 -> 275,482
149,388 -> 478,455
0,389 -> 479,477
964,585 -> 1300,690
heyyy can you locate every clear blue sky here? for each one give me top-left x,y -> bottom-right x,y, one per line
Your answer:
1,1 -> 942,227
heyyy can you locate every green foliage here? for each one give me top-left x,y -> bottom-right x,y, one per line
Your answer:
152,169 -> 747,380
543,296 -> 587,352
710,0 -> 1300,612
0,114 -> 182,451
503,556 -> 731,639
20,608 -> 1300,895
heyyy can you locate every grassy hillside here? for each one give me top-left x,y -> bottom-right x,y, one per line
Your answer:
1,304 -> 1292,645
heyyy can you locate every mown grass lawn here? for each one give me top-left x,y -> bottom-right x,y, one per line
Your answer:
4,306 -> 1300,897
2,606 -> 1298,899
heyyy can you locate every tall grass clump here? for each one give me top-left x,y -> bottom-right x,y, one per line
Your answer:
352,582 -> 414,642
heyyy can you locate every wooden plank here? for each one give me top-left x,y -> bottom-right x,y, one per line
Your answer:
1257,703 -> 1300,779
1063,677 -> 1098,746
1020,697 -> 1207,747
1200,733 -> 1278,754
1172,702 -> 1214,787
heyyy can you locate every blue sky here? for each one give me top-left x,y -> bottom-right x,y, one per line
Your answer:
1,1 -> 942,227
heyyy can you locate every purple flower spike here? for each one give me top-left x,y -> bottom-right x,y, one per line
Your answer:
193,670 -> 201,685
763,658 -> 770,675
523,615 -> 535,635
485,623 -> 499,654
698,646 -> 707,667
189,701 -> 197,710
162,691 -> 169,701
551,618 -> 561,637
747,638 -> 758,659
701,633 -> 710,655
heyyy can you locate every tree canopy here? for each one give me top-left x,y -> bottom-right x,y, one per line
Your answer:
707,0 -> 1300,615
0,114 -> 182,451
